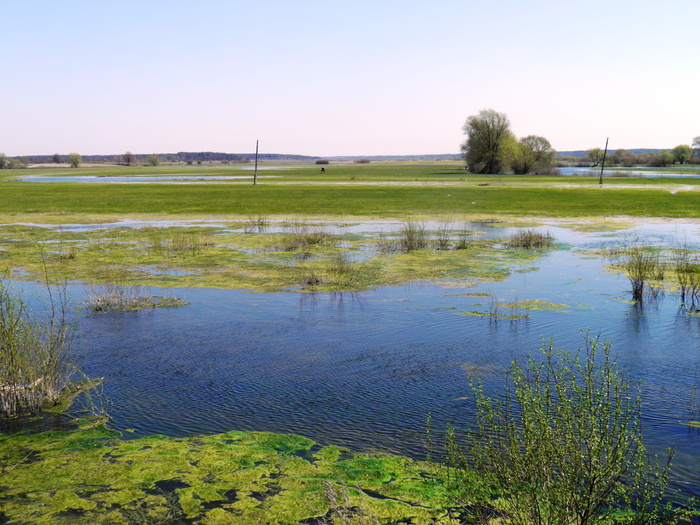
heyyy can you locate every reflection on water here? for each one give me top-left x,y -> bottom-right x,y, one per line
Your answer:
5,219 -> 700,499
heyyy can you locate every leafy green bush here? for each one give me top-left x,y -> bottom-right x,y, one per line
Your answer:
439,336 -> 696,525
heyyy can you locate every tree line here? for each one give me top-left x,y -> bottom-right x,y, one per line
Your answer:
461,109 -> 700,174
0,151 -> 320,169
584,137 -> 700,168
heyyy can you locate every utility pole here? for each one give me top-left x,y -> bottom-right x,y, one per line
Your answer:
253,140 -> 259,185
599,137 -> 608,185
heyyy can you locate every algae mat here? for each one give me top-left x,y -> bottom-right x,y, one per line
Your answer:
0,428 -> 456,524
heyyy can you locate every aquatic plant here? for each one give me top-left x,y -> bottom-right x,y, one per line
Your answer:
0,280 -> 77,418
672,245 -> 700,307
434,218 -> 453,250
325,252 -> 367,288
377,221 -> 430,253
302,269 -> 323,286
0,429 -> 451,523
276,223 -> 330,252
399,220 -> 429,252
613,246 -> 664,303
85,268 -> 186,312
244,214 -> 269,233
439,336 -> 695,525
142,226 -> 214,257
506,228 -> 554,249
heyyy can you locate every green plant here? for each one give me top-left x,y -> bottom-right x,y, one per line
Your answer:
613,246 -> 664,303
302,269 -> 323,286
0,280 -> 77,417
325,252 -> 366,288
506,228 -> 554,249
672,244 -> 700,306
441,336 -> 695,525
434,218 -> 453,250
400,220 -> 429,252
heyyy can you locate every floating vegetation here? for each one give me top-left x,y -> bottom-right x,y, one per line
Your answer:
0,428 -> 452,524
0,221 -> 551,293
461,297 -> 571,321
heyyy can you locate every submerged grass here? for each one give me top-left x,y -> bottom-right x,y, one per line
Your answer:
0,223 -> 543,293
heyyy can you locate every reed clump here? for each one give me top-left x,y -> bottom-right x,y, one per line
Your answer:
672,246 -> 700,307
85,268 -> 186,312
142,227 -> 214,257
506,228 -> 554,249
613,246 -> 664,302
377,221 -> 429,253
325,253 -> 365,288
277,224 -> 330,252
244,214 -> 269,233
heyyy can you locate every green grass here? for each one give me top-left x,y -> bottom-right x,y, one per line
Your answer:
1,181 -> 699,219
0,162 -> 699,219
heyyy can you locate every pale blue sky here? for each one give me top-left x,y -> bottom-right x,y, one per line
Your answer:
2,1 -> 698,156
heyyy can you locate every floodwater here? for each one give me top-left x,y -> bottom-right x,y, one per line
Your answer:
8,219 -> 700,500
560,166 -> 700,178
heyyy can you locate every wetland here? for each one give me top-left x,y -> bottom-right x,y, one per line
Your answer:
2,162 -> 700,523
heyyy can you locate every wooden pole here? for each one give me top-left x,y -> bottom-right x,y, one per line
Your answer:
253,140 -> 259,185
599,137 -> 608,185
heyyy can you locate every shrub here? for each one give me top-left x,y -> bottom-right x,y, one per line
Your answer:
612,246 -> 664,303
315,159 -> 330,165
439,336 -> 695,525
0,280 -> 77,417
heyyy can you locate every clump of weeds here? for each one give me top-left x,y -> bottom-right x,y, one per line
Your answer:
609,245 -> 664,303
672,242 -> 700,310
85,267 -> 186,312
506,228 -> 554,249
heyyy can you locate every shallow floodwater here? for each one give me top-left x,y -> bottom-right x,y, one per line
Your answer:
560,166 -> 700,178
9,219 -> 700,500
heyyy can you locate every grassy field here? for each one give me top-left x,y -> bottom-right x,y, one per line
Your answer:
0,161 -> 699,219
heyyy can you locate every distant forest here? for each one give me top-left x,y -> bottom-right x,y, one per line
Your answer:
13,152 -> 318,165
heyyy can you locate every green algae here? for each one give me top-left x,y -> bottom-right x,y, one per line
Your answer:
0,428 -> 456,524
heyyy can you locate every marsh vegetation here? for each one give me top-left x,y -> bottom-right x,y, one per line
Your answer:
0,280 -> 77,418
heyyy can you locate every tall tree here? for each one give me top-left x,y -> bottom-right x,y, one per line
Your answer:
68,152 -> 81,168
147,154 -> 160,166
122,151 -> 135,166
692,136 -> 700,156
672,145 -> 692,164
511,135 -> 556,174
52,153 -> 61,164
587,148 -> 604,167
462,109 -> 515,174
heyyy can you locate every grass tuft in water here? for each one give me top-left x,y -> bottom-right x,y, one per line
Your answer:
506,228 -> 554,249
611,245 -> 664,303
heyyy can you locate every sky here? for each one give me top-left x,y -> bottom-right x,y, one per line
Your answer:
2,0 -> 698,157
